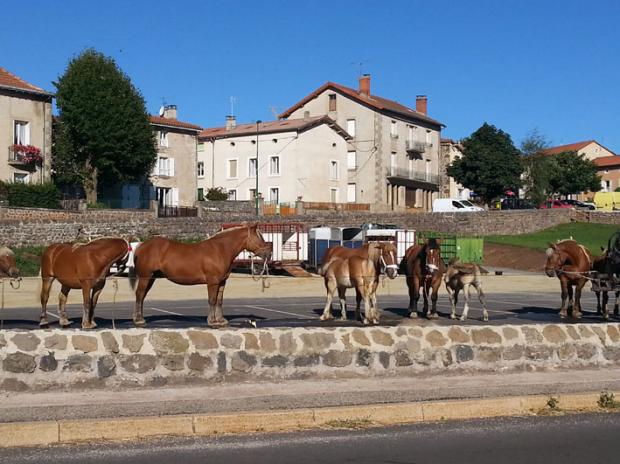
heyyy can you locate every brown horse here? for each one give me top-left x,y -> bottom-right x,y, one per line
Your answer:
40,238 -> 131,329
319,242 -> 399,324
592,250 -> 619,320
129,224 -> 271,327
400,238 -> 445,319
0,246 -> 20,280
544,240 -> 592,319
318,242 -> 399,315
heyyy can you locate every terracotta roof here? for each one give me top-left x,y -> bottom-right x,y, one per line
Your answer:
541,140 -> 596,156
278,81 -> 444,127
198,115 -> 351,141
149,115 -> 202,131
594,156 -> 620,168
0,66 -> 52,96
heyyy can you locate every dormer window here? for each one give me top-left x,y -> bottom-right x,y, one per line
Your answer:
328,94 -> 337,111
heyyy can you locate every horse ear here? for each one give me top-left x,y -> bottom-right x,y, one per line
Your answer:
548,242 -> 557,250
601,246 -> 606,252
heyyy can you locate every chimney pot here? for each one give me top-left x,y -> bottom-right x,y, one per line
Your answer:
163,104 -> 177,120
359,74 -> 371,96
226,115 -> 236,130
416,95 -> 427,115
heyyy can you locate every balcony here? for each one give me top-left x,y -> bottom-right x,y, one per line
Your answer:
405,140 -> 430,154
386,167 -> 439,185
8,144 -> 42,169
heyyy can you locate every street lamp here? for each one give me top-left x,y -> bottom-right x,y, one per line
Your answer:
255,120 -> 261,216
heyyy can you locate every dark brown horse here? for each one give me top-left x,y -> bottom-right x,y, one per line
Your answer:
544,240 -> 592,319
400,238 -> 445,319
592,250 -> 619,319
0,246 -> 20,280
40,238 -> 131,328
129,224 -> 271,327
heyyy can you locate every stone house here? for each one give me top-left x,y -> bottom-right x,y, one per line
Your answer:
440,138 -> 471,200
198,116 -> 351,204
278,75 -> 445,211
149,105 -> 202,207
0,66 -> 52,185
594,155 -> 620,193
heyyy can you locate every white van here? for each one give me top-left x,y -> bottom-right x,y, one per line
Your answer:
432,198 -> 484,212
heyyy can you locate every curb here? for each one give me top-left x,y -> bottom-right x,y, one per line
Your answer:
0,391 -> 609,448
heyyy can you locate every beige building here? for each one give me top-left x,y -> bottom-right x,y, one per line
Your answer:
278,75 -> 445,211
198,116 -> 351,204
0,67 -> 52,184
594,155 -> 620,193
149,106 -> 201,207
541,140 -> 615,161
440,138 -> 471,200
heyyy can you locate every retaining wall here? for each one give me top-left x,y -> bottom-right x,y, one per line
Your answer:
1,323 -> 620,391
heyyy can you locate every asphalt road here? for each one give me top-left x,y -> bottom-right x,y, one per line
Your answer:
3,413 -> 619,463
0,290 -> 618,330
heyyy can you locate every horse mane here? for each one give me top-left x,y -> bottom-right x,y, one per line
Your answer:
71,236 -> 128,250
367,242 -> 380,264
209,225 -> 248,240
0,246 -> 14,257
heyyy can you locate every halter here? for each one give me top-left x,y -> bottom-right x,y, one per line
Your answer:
546,242 -> 592,278
380,253 -> 399,274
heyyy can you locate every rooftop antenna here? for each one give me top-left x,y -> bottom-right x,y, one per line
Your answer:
350,60 -> 369,77
229,96 -> 236,116
159,97 -> 167,116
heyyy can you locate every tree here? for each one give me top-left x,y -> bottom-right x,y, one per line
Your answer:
447,123 -> 523,204
53,49 -> 156,204
547,151 -> 601,196
520,129 -> 554,205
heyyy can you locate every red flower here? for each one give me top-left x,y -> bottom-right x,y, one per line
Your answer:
12,144 -> 43,165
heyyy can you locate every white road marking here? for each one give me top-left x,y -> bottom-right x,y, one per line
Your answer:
242,304 -> 315,319
150,307 -> 185,316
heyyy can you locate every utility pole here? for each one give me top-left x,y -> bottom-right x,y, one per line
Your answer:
255,120 -> 261,216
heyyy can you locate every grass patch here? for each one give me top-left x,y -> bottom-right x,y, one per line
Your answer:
485,222 -> 618,255
14,245 -> 44,277
598,390 -> 620,409
323,417 -> 373,429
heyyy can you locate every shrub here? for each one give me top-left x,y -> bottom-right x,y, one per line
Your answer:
0,181 -> 61,209
205,187 -> 230,201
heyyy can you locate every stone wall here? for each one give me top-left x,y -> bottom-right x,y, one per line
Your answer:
1,323 -> 619,391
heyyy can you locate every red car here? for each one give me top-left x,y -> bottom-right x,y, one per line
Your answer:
538,199 -> 573,209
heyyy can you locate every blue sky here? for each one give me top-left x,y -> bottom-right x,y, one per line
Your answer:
2,0 -> 619,152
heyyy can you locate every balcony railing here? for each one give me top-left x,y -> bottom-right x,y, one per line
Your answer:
8,145 -> 42,169
405,140 -> 430,154
386,167 -> 439,185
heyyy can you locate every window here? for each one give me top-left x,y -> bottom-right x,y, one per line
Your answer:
425,159 -> 431,178
197,188 -> 204,201
13,173 -> 27,183
390,120 -> 398,138
347,151 -> 357,170
330,188 -> 338,203
390,152 -> 397,176
328,94 -> 337,111
228,159 -> 238,178
228,189 -> 237,201
197,142 -> 205,152
249,158 -> 257,178
408,125 -> 414,142
346,119 -> 356,138
155,157 -> 174,177
269,187 -> 279,203
159,130 -> 168,147
347,183 -> 356,202
156,187 -> 177,207
197,162 -> 204,178
330,160 -> 339,180
13,121 -> 30,145
452,200 -> 465,209
270,156 -> 280,175
425,130 -> 432,146
249,188 -> 257,199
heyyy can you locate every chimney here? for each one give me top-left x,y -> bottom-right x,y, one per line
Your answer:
225,115 -> 236,130
415,95 -> 427,115
163,104 -> 177,120
359,74 -> 371,96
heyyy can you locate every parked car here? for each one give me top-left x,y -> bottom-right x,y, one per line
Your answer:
500,198 -> 535,210
433,198 -> 484,212
538,199 -> 572,209
562,199 -> 596,210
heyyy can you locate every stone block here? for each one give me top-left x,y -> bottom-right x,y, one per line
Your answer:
300,332 -> 336,352
356,349 -> 371,367
542,326 -> 567,344
471,328 -> 502,345
558,344 -> 577,361
162,355 -> 186,371
525,345 -> 554,361
371,330 -> 394,346
0,333 -> 6,348
187,353 -> 212,371
220,333 -> 243,350
577,343 -> 598,360
502,345 -> 524,361
262,355 -> 288,368
72,335 -> 98,353
97,356 -> 116,378
565,326 -> 580,341
39,353 -> 58,372
502,327 -> 519,341
120,354 -> 157,373
232,351 -> 257,372
279,333 -> 297,354
408,328 -> 423,338
12,333 -> 41,352
591,327 -> 607,344
1,378 -> 29,392
455,345 -> 474,363
440,349 -> 453,367
448,327 -> 470,343
476,347 -> 501,363
323,350 -> 353,368
101,332 -> 119,353
64,354 -> 93,372
3,352 -> 36,373
150,331 -> 189,354
522,327 -> 543,344
603,347 -> 620,362
578,325 -> 594,339
217,352 -> 227,373
378,351 -> 390,369
122,334 -> 146,353
351,329 -> 370,346
395,350 -> 413,367
259,333 -> 277,352
607,325 -> 620,343
294,355 -> 320,367
426,330 -> 448,347
243,333 -> 259,350
189,331 -> 218,350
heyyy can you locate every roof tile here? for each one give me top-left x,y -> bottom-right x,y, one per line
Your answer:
150,115 -> 202,131
0,66 -> 51,95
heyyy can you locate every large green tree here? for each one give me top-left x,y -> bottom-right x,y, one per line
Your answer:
547,151 -> 601,196
53,49 -> 156,203
447,123 -> 523,203
520,129 -> 554,205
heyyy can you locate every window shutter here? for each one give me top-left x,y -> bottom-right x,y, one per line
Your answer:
172,188 -> 179,206
25,123 -> 30,145
152,160 -> 159,176
169,158 -> 175,177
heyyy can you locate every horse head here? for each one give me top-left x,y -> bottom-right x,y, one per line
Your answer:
376,242 -> 399,279
424,238 -> 442,275
544,242 -> 565,277
0,247 -> 20,280
245,224 -> 272,260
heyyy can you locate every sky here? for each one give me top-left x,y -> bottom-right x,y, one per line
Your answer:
1,0 -> 619,152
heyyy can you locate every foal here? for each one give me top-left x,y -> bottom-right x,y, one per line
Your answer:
444,258 -> 489,322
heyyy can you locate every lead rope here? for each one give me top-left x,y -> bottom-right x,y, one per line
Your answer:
250,256 -> 270,292
111,277 -> 119,329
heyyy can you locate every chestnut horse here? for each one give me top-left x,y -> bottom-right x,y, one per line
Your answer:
544,240 -> 592,319
0,247 -> 21,280
129,224 -> 271,327
318,242 -> 399,316
400,238 -> 445,319
40,238 -> 131,328
319,242 -> 399,324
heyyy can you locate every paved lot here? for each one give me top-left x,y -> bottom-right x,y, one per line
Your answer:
0,285 -> 617,330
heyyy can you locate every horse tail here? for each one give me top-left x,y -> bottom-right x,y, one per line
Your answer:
477,265 -> 490,275
128,254 -> 138,290
317,258 -> 334,276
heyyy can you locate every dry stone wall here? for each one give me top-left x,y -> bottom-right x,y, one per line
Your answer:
1,323 -> 620,391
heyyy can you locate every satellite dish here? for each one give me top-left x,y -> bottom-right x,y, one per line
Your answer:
158,106 -> 165,117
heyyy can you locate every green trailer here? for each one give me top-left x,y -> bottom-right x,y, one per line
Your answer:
416,233 -> 484,264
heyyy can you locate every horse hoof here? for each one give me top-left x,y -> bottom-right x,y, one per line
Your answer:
573,312 -> 583,319
450,314 -> 457,320
39,319 -> 50,328
460,316 -> 467,322
409,312 -> 418,319
483,317 -> 489,322
373,319 -> 380,325
59,319 -> 72,328
134,319 -> 146,327
428,313 -> 439,320
363,318 -> 370,325
320,315 -> 332,321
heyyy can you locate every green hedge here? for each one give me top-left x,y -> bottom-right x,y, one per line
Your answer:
0,181 -> 62,209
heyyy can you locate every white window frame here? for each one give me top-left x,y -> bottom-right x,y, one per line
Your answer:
347,151 -> 357,170
13,172 -> 28,184
269,187 -> 280,203
159,130 -> 169,147
197,162 -> 205,178
390,152 -> 397,176
390,120 -> 398,138
330,188 -> 339,203
347,183 -> 356,203
227,158 -> 239,179
346,119 -> 356,138
249,188 -> 257,200
13,120 -> 30,145
197,142 -> 205,152
228,189 -> 237,201
155,156 -> 174,177
248,157 -> 258,178
329,160 -> 339,180
269,155 -> 280,176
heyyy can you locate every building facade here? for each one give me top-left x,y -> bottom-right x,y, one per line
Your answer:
594,155 -> 620,193
149,106 -> 201,207
278,75 -> 444,211
0,67 -> 52,185
198,116 -> 351,204
440,138 -> 471,200
542,140 -> 616,161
